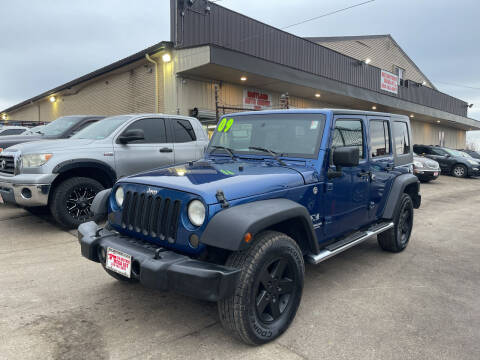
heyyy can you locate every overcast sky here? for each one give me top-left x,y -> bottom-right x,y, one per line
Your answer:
1,0 -> 479,141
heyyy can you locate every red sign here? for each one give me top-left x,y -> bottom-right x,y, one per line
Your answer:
380,70 -> 399,94
243,89 -> 272,110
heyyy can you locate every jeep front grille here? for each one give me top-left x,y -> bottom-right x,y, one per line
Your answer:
121,191 -> 181,243
0,155 -> 15,175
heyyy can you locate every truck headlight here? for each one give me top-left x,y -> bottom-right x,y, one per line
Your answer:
115,186 -> 124,207
21,153 -> 53,168
188,200 -> 206,227
413,161 -> 423,168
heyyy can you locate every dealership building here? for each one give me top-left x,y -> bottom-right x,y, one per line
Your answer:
2,0 -> 479,146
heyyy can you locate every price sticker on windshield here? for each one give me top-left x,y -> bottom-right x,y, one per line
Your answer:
217,118 -> 234,133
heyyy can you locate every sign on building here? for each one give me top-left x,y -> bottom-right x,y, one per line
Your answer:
380,70 -> 399,94
243,88 -> 273,110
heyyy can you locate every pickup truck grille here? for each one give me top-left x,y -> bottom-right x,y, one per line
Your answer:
121,191 -> 181,243
0,155 -> 15,175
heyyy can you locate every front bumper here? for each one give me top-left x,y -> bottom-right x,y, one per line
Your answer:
0,173 -> 56,207
414,169 -> 440,181
468,167 -> 480,177
78,221 -> 241,302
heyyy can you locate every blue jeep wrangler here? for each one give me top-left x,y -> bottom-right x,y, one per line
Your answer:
79,109 -> 421,345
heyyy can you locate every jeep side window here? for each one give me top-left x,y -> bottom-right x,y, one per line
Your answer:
370,120 -> 391,157
121,118 -> 167,143
332,119 -> 365,158
172,119 -> 196,143
393,121 -> 410,155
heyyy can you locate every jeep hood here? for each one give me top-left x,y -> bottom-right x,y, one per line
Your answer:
121,160 -> 314,205
7,139 -> 96,153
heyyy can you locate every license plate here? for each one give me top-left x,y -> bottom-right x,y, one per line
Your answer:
0,193 -> 4,204
106,247 -> 132,278
434,172 -> 438,176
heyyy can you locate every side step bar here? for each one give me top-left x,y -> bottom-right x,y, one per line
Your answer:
307,222 -> 394,265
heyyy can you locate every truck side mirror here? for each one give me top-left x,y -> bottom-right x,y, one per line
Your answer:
119,129 -> 145,144
328,146 -> 360,179
333,146 -> 360,167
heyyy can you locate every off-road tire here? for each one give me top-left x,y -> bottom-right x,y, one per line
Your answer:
378,193 -> 414,252
218,231 -> 304,345
452,164 -> 467,178
49,177 -> 104,229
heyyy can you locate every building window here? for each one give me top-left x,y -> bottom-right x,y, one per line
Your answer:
394,66 -> 405,86
393,121 -> 410,155
370,120 -> 391,157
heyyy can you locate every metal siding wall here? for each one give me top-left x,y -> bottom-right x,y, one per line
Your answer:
174,2 -> 467,117
411,119 -> 465,148
8,60 -> 156,122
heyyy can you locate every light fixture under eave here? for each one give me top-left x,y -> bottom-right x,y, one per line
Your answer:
162,53 -> 172,63
409,114 -> 414,118
315,93 -> 321,98
436,120 -> 441,123
422,81 -> 427,86
371,105 -> 377,110
49,96 -> 56,103
240,76 -> 247,81
364,58 -> 372,65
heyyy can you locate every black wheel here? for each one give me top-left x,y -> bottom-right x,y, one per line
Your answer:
378,193 -> 414,252
452,164 -> 467,178
49,177 -> 104,229
218,231 -> 304,345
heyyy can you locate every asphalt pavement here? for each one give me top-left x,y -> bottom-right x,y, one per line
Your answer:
0,175 -> 479,360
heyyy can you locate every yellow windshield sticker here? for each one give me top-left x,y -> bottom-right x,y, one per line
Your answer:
224,118 -> 234,132
217,118 -> 227,132
220,169 -> 235,175
217,118 -> 234,133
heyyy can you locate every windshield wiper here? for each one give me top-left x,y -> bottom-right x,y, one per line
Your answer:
249,146 -> 286,166
210,146 -> 237,160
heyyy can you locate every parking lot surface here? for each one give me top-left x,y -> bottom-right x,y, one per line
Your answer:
0,175 -> 479,360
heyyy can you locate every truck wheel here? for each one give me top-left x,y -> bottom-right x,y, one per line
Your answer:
218,231 -> 304,345
49,177 -> 104,229
378,193 -> 414,252
452,164 -> 467,178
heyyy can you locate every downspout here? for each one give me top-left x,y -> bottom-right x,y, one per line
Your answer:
145,54 -> 159,113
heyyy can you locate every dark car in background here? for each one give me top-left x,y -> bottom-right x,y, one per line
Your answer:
458,149 -> 480,160
0,115 -> 104,152
413,145 -> 480,178
413,153 -> 440,182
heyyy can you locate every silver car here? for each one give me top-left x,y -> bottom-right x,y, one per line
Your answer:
0,114 -> 208,228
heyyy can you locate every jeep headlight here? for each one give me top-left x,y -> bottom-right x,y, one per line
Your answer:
413,160 -> 423,168
21,153 -> 53,168
115,186 -> 124,207
467,159 -> 479,165
188,200 -> 206,227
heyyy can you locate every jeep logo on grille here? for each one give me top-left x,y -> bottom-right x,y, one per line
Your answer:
0,159 -> 6,170
146,188 -> 158,196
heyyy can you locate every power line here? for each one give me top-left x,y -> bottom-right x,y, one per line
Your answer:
435,81 -> 480,91
282,0 -> 375,30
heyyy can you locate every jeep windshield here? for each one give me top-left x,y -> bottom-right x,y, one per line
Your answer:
72,115 -> 133,140
208,113 -> 325,159
41,116 -> 86,136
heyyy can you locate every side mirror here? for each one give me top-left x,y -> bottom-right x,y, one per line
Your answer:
333,146 -> 360,167
118,129 -> 145,144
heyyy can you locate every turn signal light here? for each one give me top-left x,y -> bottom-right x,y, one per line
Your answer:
244,232 -> 252,243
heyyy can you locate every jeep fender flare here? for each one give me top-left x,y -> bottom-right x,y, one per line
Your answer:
382,173 -> 420,219
52,159 -> 117,186
200,199 -> 319,253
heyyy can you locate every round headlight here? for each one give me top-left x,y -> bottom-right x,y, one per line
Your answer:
188,200 -> 206,227
115,187 -> 124,207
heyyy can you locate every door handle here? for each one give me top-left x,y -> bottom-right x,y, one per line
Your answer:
357,170 -> 371,178
159,147 -> 173,153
